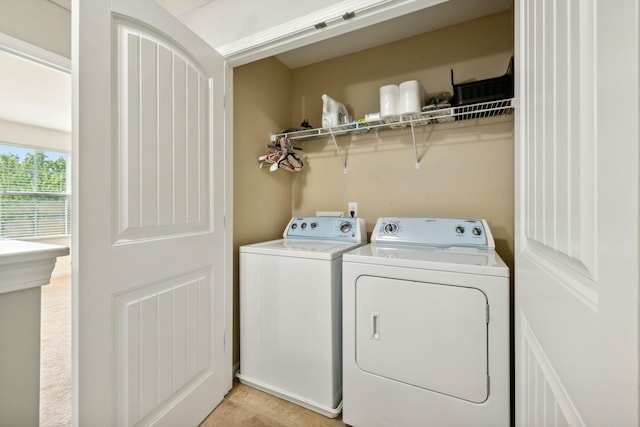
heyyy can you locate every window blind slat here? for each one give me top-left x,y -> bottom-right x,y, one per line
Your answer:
1,194 -> 71,238
1,147 -> 70,238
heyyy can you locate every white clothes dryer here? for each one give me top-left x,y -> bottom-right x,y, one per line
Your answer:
238,216 -> 366,418
342,217 -> 510,427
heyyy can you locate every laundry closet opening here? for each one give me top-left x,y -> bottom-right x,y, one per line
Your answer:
232,9 -> 515,367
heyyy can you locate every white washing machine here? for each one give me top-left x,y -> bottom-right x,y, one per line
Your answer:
238,216 -> 366,417
342,217 -> 510,427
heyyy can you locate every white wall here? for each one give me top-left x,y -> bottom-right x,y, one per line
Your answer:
0,0 -> 70,59
0,119 -> 71,152
0,49 -> 71,134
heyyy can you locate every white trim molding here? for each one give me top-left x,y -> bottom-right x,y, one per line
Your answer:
219,0 -> 448,67
0,240 -> 69,294
0,32 -> 70,73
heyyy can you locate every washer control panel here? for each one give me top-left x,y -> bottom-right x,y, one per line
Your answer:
372,217 -> 494,249
284,216 -> 366,242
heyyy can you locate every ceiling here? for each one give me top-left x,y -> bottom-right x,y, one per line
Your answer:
158,0 -> 513,68
276,0 -> 513,68
0,49 -> 71,133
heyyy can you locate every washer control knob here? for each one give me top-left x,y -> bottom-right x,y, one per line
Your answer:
291,223 -> 298,230
472,227 -> 482,236
310,222 -> 318,229
455,225 -> 465,234
383,222 -> 398,235
301,222 -> 307,229
340,222 -> 352,233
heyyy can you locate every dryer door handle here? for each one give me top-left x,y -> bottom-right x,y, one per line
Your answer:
370,311 -> 380,340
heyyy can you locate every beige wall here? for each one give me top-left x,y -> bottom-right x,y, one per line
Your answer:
233,12 -> 514,365
289,11 -> 514,267
233,57 -> 293,363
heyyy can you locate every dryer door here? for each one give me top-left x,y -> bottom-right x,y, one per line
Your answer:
355,275 -> 489,403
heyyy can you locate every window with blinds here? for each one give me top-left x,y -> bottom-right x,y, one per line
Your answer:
0,146 -> 70,238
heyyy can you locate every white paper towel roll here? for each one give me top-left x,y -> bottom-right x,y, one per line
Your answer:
398,80 -> 424,115
380,84 -> 399,117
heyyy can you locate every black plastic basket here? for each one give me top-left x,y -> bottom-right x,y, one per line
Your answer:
451,57 -> 514,107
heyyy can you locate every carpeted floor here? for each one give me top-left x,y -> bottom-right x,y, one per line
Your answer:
40,274 -> 72,427
39,276 -> 347,426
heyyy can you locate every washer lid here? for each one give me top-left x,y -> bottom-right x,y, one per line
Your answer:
344,244 -> 509,277
240,238 -> 365,260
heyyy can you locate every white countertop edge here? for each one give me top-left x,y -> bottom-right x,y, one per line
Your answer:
0,240 -> 70,295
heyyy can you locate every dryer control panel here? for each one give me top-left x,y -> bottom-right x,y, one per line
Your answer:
371,217 -> 494,249
284,216 -> 366,242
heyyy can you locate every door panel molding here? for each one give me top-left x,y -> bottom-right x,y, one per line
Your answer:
114,269 -> 212,426
519,313 -> 585,427
113,17 -> 211,243
521,0 -> 597,282
521,240 -> 597,311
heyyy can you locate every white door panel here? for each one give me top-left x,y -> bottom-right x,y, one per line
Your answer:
73,0 -> 228,425
515,0 -> 638,426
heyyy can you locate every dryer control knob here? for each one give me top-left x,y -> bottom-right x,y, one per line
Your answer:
340,222 -> 352,233
455,225 -> 465,234
472,227 -> 482,236
383,222 -> 398,235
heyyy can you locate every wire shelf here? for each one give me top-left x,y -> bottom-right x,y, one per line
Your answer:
270,98 -> 514,143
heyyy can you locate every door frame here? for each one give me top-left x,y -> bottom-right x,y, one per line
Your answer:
222,60 -> 234,388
